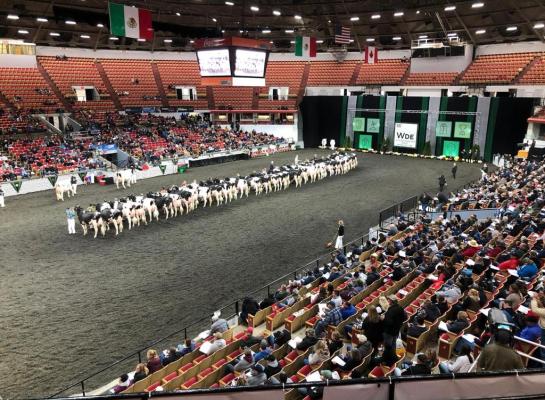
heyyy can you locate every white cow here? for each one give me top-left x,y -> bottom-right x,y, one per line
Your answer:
55,181 -> 75,201
115,170 -> 134,189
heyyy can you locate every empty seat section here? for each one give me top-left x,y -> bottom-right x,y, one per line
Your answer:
100,59 -> 161,107
459,52 -> 537,84
519,54 -> 545,84
356,59 -> 409,85
213,87 -> 253,109
258,61 -> 305,109
306,61 -> 357,86
0,68 -> 58,111
155,60 -> 208,108
38,56 -> 114,111
405,72 -> 458,86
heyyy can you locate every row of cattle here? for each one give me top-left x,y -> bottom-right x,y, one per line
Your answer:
74,153 -> 358,238
54,170 -> 136,201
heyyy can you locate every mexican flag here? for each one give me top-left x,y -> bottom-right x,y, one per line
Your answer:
295,36 -> 317,57
109,2 -> 153,40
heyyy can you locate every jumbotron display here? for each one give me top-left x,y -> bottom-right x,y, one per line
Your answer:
194,37 -> 270,86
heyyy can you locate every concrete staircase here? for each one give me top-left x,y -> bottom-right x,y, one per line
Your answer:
150,62 -> 169,108
251,88 -> 260,109
36,60 -> 72,112
399,63 -> 412,85
513,55 -> 541,84
297,63 -> 311,104
349,63 -> 362,86
95,60 -> 123,111
206,86 -> 215,109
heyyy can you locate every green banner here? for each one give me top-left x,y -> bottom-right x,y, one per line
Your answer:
78,172 -> 87,182
367,118 -> 380,133
159,164 -> 167,174
352,117 -> 365,132
47,175 -> 58,187
11,180 -> 22,193
435,121 -> 452,138
443,140 -> 460,157
454,121 -> 472,139
358,134 -> 373,150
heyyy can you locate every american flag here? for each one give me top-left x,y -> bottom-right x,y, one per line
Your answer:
335,25 -> 351,44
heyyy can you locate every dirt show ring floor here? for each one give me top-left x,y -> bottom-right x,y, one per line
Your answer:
0,149 -> 482,398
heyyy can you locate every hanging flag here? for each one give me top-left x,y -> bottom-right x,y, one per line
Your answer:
109,2 -> 153,40
295,36 -> 317,57
364,46 -> 378,64
335,26 -> 351,44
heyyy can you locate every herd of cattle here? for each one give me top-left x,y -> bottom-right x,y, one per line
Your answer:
73,153 -> 358,238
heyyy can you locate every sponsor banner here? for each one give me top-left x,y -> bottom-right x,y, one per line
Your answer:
352,117 -> 365,132
435,120 -> 452,138
454,121 -> 472,139
394,122 -> 418,148
358,134 -> 373,150
367,118 -> 380,133
443,140 -> 460,157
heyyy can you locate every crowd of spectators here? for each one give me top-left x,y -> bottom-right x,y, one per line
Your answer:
108,156 -> 545,394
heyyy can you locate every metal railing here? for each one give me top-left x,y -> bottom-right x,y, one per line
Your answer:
48,231 -> 371,399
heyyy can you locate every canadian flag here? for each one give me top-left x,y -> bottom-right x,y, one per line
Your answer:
364,46 -> 378,64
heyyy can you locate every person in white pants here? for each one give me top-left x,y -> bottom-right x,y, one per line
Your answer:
0,187 -> 5,208
334,220 -> 344,250
66,207 -> 76,234
70,175 -> 78,194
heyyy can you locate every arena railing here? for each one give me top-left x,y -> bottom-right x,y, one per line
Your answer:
44,368 -> 545,400
47,231 -> 372,398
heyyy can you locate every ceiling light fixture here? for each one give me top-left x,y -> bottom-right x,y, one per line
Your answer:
394,11 -> 404,17
80,34 -> 90,38
534,23 -> 545,29
419,34 -> 428,39
176,12 -> 181,16
392,36 -> 402,40
164,39 -> 172,43
225,1 -> 234,5
18,29 -> 29,34
137,38 -> 146,42
7,14 -> 19,20
475,29 -> 486,34
65,20 -> 76,25
37,17 -> 48,22
262,29 -> 271,33
447,32 -> 458,37
109,36 -> 119,40
97,23 -> 104,28
472,2 -> 484,8
316,39 -> 324,43
371,14 -> 381,19
444,5 -> 456,11
285,29 -> 294,33
250,6 -> 259,11
366,38 -> 375,42
273,10 -> 281,16
212,17 -> 217,22
506,26 -> 517,31
294,14 -> 302,20
350,16 -> 359,21
190,40 -> 195,43
49,32 -> 60,36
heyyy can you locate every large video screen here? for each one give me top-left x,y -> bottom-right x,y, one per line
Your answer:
197,49 -> 231,77
234,49 -> 267,77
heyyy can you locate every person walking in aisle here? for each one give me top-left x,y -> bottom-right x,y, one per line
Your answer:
0,186 -> 4,208
66,207 -> 76,234
451,162 -> 457,180
335,220 -> 345,250
438,174 -> 447,192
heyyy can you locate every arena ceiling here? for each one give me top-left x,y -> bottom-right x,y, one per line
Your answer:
2,0 -> 545,52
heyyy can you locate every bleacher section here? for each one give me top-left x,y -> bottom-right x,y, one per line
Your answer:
258,61 -> 305,109
356,59 -> 409,85
100,59 -> 162,107
154,61 -> 208,109
519,54 -> 545,84
459,52 -> 537,84
212,87 -> 254,109
38,57 -> 115,111
307,61 -> 358,86
405,72 -> 459,86
0,68 -> 58,111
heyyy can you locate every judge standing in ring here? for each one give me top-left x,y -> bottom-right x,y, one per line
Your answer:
0,186 -> 4,208
335,220 -> 345,250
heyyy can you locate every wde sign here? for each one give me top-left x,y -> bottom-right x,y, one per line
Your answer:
394,123 -> 418,149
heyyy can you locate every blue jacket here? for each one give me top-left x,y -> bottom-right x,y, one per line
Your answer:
518,263 -> 538,279
520,324 -> 541,342
340,304 -> 357,320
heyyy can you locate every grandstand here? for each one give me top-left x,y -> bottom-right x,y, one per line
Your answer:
2,0 -> 545,399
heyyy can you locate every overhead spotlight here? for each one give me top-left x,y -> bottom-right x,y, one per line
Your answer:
534,23 -> 545,29
475,29 -> 486,34
239,29 -> 244,33
250,6 -> 259,11
472,2 -> 485,8
392,36 -> 402,40
190,40 -> 195,43
18,29 -> 29,34
262,29 -> 271,33
65,20 -> 76,25
285,29 -> 294,33
37,17 -> 48,22
290,40 -> 295,43
416,10 -> 421,14
97,23 -> 104,28
506,26 -> 517,31
49,32 -> 60,36
212,17 -> 217,22
294,14 -> 302,20
137,38 -> 146,41
80,34 -> 90,39
176,12 -> 181,16
269,40 -> 274,44
221,29 -> 225,33
394,11 -> 404,17
328,19 -> 331,23
316,39 -> 324,43
366,38 -> 375,42
7,14 -> 19,20
273,10 -> 281,16
371,14 -> 381,19
419,34 -> 428,39
225,1 -> 234,5
164,39 -> 173,43
350,16 -> 359,21
109,36 -> 119,40
447,32 -> 458,37
349,39 -> 354,43
444,5 -> 456,11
